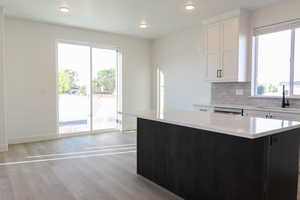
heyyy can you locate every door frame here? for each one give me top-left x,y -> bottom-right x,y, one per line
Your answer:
55,39 -> 122,136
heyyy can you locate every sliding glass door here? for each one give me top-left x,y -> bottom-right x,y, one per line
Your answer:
58,43 -> 91,134
92,48 -> 118,131
57,42 -> 120,135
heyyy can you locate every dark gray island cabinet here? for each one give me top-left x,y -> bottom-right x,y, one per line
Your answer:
125,110 -> 300,200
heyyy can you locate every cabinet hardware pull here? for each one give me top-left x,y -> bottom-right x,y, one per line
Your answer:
217,69 -> 222,78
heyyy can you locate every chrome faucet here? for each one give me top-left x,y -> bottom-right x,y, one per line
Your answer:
282,85 -> 290,108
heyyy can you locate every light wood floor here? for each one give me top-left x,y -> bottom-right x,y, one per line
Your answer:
0,132 -> 299,200
0,132 -> 182,200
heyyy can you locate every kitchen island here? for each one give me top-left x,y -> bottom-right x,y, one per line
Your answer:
123,110 -> 300,200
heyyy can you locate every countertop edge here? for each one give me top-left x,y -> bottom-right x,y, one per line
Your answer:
122,112 -> 300,139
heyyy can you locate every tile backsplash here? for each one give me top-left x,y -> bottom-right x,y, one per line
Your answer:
211,82 -> 300,108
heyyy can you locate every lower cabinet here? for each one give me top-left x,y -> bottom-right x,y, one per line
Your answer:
244,109 -> 300,121
244,109 -> 300,174
270,112 -> 300,121
266,133 -> 300,200
244,110 -> 270,118
137,118 -> 300,200
193,105 -> 213,112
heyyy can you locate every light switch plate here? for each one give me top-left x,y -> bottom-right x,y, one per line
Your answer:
236,89 -> 244,96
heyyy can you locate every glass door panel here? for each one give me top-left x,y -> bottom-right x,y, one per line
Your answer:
58,43 -> 91,134
294,28 -> 300,95
92,48 -> 118,130
256,30 -> 291,96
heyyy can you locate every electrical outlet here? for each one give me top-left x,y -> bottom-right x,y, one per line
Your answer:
236,89 -> 244,96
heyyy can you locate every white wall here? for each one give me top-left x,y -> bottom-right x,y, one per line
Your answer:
0,8 -> 7,151
152,26 -> 211,110
5,17 -> 152,144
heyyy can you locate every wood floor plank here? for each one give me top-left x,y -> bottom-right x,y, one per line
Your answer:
0,167 -> 14,200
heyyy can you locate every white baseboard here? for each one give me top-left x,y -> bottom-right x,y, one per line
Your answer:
0,144 -> 8,152
8,134 -> 58,145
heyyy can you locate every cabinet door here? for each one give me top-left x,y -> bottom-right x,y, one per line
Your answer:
221,18 -> 239,81
267,132 -> 300,200
207,54 -> 219,80
270,112 -> 300,121
206,23 -> 221,80
193,105 -> 212,112
244,110 -> 269,118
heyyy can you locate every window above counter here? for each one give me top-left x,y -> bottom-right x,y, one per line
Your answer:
252,20 -> 300,98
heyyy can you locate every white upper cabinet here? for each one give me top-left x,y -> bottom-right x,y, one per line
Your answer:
204,10 -> 249,82
206,23 -> 221,80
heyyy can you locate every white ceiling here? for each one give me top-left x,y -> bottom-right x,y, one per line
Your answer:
0,0 -> 284,39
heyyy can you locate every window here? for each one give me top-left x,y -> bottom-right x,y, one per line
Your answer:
294,28 -> 300,95
253,24 -> 300,97
157,68 -> 165,113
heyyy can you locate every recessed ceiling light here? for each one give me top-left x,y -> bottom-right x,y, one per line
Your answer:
184,4 -> 196,10
139,23 -> 148,29
59,6 -> 70,13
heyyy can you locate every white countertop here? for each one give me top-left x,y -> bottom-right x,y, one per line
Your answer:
194,103 -> 300,114
122,110 -> 300,139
